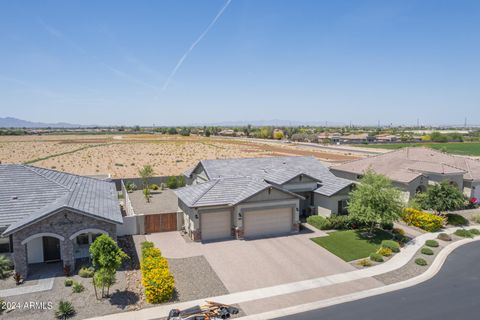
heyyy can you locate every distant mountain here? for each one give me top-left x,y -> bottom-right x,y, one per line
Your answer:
0,117 -> 92,128
190,119 -> 349,127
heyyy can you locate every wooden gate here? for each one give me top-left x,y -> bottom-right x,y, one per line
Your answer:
145,213 -> 177,233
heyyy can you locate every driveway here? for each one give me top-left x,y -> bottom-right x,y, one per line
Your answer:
147,228 -> 359,293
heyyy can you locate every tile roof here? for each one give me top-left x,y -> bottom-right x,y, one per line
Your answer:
332,147 -> 480,183
0,164 -> 122,235
182,156 -> 354,198
175,177 -> 303,207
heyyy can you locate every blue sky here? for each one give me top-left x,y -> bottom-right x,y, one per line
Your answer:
0,0 -> 479,126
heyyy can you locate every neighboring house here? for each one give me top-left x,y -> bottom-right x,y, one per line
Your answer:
331,147 -> 480,200
375,134 -> 399,143
0,165 -> 122,278
177,156 -> 355,241
339,133 -> 375,144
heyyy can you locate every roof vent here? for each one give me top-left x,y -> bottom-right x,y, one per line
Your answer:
12,196 -> 18,200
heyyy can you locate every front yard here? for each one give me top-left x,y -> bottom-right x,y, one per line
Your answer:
311,229 -> 393,262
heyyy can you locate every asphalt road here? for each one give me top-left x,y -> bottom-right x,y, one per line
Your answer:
276,241 -> 480,320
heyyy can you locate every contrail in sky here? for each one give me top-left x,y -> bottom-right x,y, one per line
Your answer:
162,0 -> 232,91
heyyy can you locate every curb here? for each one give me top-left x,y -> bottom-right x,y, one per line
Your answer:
237,236 -> 480,320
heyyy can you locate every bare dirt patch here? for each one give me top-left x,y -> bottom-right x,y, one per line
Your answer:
0,134 -> 358,178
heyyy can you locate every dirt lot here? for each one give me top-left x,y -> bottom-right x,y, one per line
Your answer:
0,134 -> 360,178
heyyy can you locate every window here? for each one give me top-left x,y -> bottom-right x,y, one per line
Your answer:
91,233 -> 102,242
0,236 -> 10,253
337,200 -> 349,215
76,234 -> 89,246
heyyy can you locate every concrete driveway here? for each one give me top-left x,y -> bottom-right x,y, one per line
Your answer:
147,228 -> 359,293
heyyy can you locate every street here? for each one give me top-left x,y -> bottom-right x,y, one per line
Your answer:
276,241 -> 480,320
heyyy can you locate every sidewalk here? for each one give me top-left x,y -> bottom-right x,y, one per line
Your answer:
87,226 -> 474,320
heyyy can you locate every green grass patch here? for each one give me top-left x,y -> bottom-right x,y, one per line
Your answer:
357,142 -> 480,156
311,229 -> 392,262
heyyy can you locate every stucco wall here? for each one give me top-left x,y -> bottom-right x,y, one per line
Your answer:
314,186 -> 350,217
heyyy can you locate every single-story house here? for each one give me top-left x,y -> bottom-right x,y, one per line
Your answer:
176,156 -> 355,242
331,147 -> 480,200
0,164 -> 123,278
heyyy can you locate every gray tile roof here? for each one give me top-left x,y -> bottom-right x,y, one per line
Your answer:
189,156 -> 353,196
1,164 -> 122,235
175,177 -> 302,208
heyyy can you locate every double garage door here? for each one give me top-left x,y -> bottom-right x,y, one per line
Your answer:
200,207 -> 293,241
244,207 -> 293,238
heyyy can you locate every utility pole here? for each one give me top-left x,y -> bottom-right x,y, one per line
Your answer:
464,117 -> 467,128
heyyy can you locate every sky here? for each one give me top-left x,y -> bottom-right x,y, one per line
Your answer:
0,0 -> 479,126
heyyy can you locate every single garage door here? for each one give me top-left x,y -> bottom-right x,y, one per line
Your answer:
201,211 -> 232,241
244,207 -> 293,238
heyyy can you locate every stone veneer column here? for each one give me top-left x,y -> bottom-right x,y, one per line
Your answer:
12,236 -> 28,279
61,240 -> 75,272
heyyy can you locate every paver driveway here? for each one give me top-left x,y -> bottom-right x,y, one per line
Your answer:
147,228 -> 359,293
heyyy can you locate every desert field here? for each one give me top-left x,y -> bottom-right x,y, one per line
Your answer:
0,134 -> 360,178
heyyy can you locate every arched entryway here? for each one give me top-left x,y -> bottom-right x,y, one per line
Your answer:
21,233 -> 64,264
416,185 -> 427,194
69,229 -> 107,261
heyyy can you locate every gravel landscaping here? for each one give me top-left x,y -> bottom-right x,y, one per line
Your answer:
373,234 -> 464,285
168,256 -> 229,302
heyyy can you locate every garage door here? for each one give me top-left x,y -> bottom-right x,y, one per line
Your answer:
244,207 -> 293,238
201,211 -> 232,241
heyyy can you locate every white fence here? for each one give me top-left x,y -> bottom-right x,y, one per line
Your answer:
121,179 -> 135,216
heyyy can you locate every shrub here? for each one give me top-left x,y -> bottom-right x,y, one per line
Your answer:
0,255 -> 12,279
369,253 -> 384,262
401,208 -> 444,232
447,214 -> 469,226
454,229 -> 474,238
377,247 -> 393,257
141,243 -> 174,303
472,214 -> 480,224
78,266 -> 94,278
415,258 -> 427,266
381,240 -> 400,253
64,278 -> 74,287
421,247 -> 434,255
55,300 -> 76,319
72,282 -> 84,293
392,228 -> 405,236
470,228 -> 480,236
149,184 -> 159,190
425,240 -> 439,247
381,222 -> 394,230
437,233 -> 452,241
141,241 -> 155,250
166,176 -> 179,189
306,216 -> 331,230
357,259 -> 372,267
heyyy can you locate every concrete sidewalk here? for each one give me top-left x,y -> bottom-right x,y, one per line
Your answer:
87,226 -> 474,320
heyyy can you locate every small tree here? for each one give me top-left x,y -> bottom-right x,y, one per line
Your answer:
422,181 -> 465,214
89,235 -> 128,299
166,176 -> 178,189
139,165 -> 154,202
348,170 -> 404,235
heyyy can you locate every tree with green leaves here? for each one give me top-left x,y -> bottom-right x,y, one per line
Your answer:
422,181 -> 465,214
89,234 -> 128,299
347,170 -> 404,235
139,165 -> 155,202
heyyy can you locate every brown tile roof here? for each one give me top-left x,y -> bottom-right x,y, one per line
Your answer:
332,147 -> 480,183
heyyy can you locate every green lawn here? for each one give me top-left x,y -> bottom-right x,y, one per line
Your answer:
358,142 -> 480,156
311,229 -> 392,262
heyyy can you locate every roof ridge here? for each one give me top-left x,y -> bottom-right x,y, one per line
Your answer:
191,179 -> 220,206
20,164 -> 73,191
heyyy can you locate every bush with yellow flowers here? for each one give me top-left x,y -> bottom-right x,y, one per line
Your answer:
401,208 -> 444,232
140,242 -> 174,303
